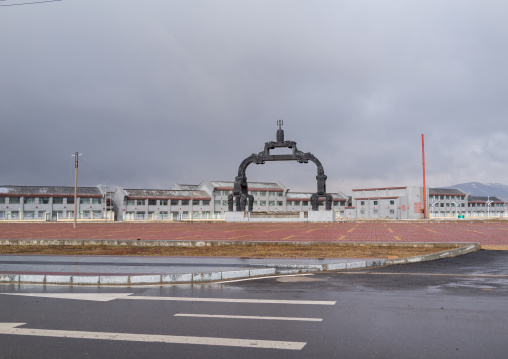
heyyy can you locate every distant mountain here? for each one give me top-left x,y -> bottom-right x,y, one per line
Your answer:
443,182 -> 508,201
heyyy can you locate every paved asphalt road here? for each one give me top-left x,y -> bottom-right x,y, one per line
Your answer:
0,250 -> 507,358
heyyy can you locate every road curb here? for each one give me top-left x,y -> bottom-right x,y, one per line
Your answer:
0,244 -> 480,286
0,239 -> 475,248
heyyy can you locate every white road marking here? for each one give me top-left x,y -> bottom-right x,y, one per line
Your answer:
1,292 -> 336,305
174,313 -> 323,322
219,273 -> 315,284
0,323 -> 305,350
0,292 -> 133,302
342,272 -> 508,278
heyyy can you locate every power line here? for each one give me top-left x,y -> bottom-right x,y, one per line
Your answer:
0,0 -> 63,6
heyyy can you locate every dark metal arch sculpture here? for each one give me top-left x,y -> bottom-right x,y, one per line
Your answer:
229,121 -> 332,211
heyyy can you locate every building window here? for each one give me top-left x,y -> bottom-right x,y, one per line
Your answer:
160,200 -> 168,206
136,199 -> 145,206
260,192 -> 267,197
66,197 -> 74,204
171,200 -> 179,206
302,201 -> 309,206
202,200 -> 210,206
9,197 -> 20,204
251,191 -> 258,196
360,201 -> 365,205
193,200 -> 200,206
127,199 -> 135,206
222,200 -> 228,206
24,197 -> 35,204
390,210 -> 395,214
148,199 -> 157,206
269,201 -> 275,206
214,200 -> 221,207
181,200 -> 189,206
135,212 -> 144,220
390,200 -> 395,205
373,209 -> 378,214
80,198 -> 90,204
24,211 -> 35,219
39,197 -> 50,204
53,198 -> 63,204
277,201 -> 283,206
373,201 -> 378,205
92,198 -> 101,204
92,210 -> 102,218
0,198 -> 4,204
260,200 -> 266,206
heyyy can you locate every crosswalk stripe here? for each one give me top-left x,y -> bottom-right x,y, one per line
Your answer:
174,313 -> 322,321
125,296 -> 336,305
0,323 -> 306,350
1,292 -> 336,305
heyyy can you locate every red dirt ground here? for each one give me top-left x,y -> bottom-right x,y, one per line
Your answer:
1,222 -> 507,246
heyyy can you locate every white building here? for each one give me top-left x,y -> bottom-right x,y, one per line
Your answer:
0,185 -> 107,221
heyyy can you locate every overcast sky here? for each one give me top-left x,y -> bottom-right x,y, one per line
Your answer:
1,0 -> 507,195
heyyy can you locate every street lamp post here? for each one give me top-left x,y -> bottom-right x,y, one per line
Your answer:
455,202 -> 461,218
98,184 -> 108,221
429,199 -> 436,218
486,196 -> 493,218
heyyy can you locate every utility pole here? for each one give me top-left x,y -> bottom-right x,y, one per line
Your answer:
422,134 -> 427,219
72,152 -> 82,229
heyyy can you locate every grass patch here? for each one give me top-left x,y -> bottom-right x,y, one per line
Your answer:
0,244 -> 457,259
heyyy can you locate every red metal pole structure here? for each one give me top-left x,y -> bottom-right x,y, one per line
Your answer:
422,134 -> 427,219
73,152 -> 79,229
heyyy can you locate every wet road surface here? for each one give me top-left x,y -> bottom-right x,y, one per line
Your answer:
0,250 -> 507,358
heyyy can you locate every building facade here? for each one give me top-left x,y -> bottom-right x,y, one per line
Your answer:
112,179 -> 350,221
0,185 -> 107,221
466,195 -> 505,218
428,188 -> 467,218
351,186 -> 425,220
112,188 -> 213,221
1,182 -> 506,222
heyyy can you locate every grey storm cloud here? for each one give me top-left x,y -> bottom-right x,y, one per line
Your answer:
1,0 -> 507,194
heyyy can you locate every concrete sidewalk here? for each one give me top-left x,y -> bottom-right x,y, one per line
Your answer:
0,243 -> 480,286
